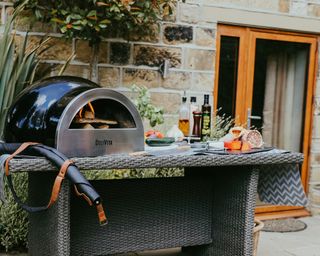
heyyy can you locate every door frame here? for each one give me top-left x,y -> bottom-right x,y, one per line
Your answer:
214,24 -> 318,218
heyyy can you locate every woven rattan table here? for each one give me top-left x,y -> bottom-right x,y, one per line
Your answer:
9,151 -> 303,256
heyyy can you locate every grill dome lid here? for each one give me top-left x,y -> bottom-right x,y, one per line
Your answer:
4,76 -> 98,146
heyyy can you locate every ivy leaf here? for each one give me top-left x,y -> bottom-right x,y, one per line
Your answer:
100,19 -> 111,24
51,18 -> 64,24
60,25 -> 68,33
72,25 -> 82,30
70,14 -> 82,20
86,10 -> 97,17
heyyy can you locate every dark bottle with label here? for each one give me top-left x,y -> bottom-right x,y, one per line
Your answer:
201,94 -> 211,141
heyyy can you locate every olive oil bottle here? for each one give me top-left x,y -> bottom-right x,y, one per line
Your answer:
201,94 -> 211,141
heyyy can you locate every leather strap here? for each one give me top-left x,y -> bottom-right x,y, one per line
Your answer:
74,185 -> 93,206
5,142 -> 38,176
47,159 -> 73,208
5,144 -> 74,211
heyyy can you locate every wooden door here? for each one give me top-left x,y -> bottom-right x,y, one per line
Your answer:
214,24 -> 318,219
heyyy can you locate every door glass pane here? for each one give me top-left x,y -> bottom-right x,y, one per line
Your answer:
251,39 -> 309,152
217,36 -> 239,118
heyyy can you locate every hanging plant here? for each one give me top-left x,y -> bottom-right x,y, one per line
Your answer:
14,0 -> 179,45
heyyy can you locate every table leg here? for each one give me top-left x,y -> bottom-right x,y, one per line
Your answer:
183,166 -> 259,256
28,172 -> 70,256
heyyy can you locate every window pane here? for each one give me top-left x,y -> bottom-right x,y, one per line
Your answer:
217,36 -> 239,118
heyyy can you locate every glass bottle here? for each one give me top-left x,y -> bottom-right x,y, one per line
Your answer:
201,94 -> 211,141
178,96 -> 190,136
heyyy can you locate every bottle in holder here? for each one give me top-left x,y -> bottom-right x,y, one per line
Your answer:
201,94 -> 211,141
178,96 -> 189,136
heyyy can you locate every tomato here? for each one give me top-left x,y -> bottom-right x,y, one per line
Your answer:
224,140 -> 241,150
145,130 -> 155,137
155,131 -> 164,138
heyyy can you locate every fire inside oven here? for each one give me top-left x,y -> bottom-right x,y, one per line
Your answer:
70,99 -> 136,130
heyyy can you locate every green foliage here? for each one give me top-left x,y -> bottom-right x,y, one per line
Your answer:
131,85 -> 164,127
84,168 -> 183,180
210,112 -> 234,140
0,3 -> 50,139
15,0 -> 178,45
0,174 -> 28,252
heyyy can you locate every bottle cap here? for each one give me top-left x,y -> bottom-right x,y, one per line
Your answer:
204,94 -> 209,103
182,96 -> 187,103
190,96 -> 197,103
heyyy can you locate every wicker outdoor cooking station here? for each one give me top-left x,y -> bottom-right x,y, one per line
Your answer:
9,150 -> 303,256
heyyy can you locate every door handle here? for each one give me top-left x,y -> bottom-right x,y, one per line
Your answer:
247,108 -> 261,129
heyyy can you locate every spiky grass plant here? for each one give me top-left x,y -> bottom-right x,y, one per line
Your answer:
0,3 -> 51,139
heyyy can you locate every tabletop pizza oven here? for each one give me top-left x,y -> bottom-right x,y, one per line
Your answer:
4,76 -> 145,157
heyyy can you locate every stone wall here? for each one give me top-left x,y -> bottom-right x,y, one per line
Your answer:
2,0 -> 320,214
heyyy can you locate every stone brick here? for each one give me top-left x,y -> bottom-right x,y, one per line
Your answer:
310,152 -> 320,165
122,68 -> 160,88
204,0 -> 279,12
314,97 -> 320,115
315,79 -> 320,97
163,25 -> 193,45
74,41 -> 108,64
161,71 -> 191,90
162,12 -> 176,22
129,24 -> 160,43
309,166 -> 320,183
98,42 -> 108,63
313,115 -> 320,138
179,3 -> 201,24
98,67 -> 120,88
186,49 -> 215,71
134,45 -> 181,68
195,27 -> 215,47
14,11 -> 55,33
279,0 -> 290,13
309,204 -> 320,215
75,40 -> 92,63
110,42 -> 130,65
40,37 -> 73,61
308,184 -> 320,213
204,0 -> 249,8
308,3 -> 320,17
291,1 -> 308,15
311,139 -> 320,151
51,64 -> 90,79
192,72 -> 214,91
14,35 -> 72,61
34,62 -> 53,80
150,92 -> 181,114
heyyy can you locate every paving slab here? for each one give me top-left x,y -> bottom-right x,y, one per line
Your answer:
258,216 -> 320,256
1,216 -> 320,256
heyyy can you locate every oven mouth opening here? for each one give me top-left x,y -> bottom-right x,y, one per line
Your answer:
69,99 -> 136,129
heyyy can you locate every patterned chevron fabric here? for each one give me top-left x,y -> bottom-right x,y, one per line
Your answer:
258,164 -> 308,206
